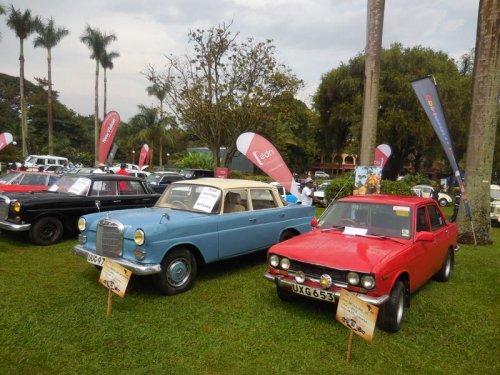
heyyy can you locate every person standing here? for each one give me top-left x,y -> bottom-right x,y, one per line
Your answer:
115,163 -> 130,176
93,163 -> 106,174
301,177 -> 316,206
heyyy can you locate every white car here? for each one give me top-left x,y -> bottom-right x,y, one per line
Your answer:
411,184 -> 452,207
490,184 -> 500,225
314,171 -> 330,179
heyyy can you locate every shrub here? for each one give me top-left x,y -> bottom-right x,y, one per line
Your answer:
324,173 -> 355,201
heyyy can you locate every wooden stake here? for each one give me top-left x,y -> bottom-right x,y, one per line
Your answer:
106,287 -> 112,318
346,329 -> 354,365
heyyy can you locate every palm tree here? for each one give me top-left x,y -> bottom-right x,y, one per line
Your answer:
146,80 -> 170,166
6,5 -> 40,157
359,0 -> 385,165
131,105 -> 170,169
457,0 -> 500,244
0,5 -> 6,40
33,17 -> 69,155
100,49 -> 119,118
80,25 -> 116,166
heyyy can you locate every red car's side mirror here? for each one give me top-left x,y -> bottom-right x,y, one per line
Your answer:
416,231 -> 434,242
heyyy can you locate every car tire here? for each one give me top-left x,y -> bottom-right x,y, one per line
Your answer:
153,247 -> 197,296
29,216 -> 64,246
277,286 -> 296,302
439,198 -> 448,207
378,280 -> 407,333
433,249 -> 454,282
279,230 -> 296,243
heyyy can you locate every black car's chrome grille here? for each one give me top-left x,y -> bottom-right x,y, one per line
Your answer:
96,218 -> 124,257
0,198 -> 9,220
289,260 -> 347,283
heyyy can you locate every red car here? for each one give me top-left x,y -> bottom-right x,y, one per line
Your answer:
264,194 -> 458,332
0,171 -> 60,193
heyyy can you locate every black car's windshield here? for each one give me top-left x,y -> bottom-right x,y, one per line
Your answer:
317,201 -> 412,239
156,183 -> 221,213
48,175 -> 91,195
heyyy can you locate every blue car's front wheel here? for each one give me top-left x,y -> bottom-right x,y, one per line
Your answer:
154,247 -> 197,295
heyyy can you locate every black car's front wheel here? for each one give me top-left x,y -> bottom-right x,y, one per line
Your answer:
378,280 -> 407,333
153,248 -> 197,295
29,216 -> 64,246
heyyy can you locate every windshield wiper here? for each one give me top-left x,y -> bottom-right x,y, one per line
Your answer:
354,233 -> 405,245
320,225 -> 345,232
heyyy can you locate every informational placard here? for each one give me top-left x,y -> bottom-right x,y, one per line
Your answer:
336,289 -> 378,343
353,166 -> 382,195
193,187 -> 221,213
99,259 -> 132,298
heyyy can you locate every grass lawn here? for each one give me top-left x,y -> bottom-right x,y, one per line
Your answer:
0,207 -> 498,374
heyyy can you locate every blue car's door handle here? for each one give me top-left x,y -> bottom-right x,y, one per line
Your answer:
278,213 -> 285,217
249,218 -> 257,222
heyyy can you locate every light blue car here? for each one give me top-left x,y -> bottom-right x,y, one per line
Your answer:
73,178 -> 315,296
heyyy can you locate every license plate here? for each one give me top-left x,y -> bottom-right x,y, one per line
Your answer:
291,283 -> 336,302
87,253 -> 106,266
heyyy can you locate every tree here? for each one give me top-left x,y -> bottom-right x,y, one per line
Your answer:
129,105 -> 170,168
80,25 -> 116,166
359,0 -> 385,165
0,5 -> 6,40
313,44 -> 472,178
457,0 -> 500,245
100,49 -> 119,118
145,75 -> 170,167
33,17 -> 69,155
6,5 -> 40,157
148,22 -> 302,167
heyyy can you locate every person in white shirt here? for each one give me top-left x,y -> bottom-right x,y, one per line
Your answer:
301,177 -> 316,206
93,163 -> 106,174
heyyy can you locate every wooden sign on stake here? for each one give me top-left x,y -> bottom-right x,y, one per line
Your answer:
99,259 -> 132,318
336,289 -> 379,364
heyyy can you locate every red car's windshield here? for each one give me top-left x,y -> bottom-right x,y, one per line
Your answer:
317,201 -> 413,239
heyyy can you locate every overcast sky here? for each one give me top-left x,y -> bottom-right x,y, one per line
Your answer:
0,0 -> 479,122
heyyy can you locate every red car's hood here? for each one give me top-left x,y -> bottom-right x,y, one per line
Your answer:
270,229 -> 410,273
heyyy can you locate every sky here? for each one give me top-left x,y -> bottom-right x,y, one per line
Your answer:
0,0 -> 479,122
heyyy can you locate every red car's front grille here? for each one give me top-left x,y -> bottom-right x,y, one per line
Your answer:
289,260 -> 347,283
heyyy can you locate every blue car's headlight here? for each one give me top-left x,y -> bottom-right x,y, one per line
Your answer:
78,217 -> 86,232
134,229 -> 145,246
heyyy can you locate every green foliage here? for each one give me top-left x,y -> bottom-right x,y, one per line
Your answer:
398,173 -> 431,187
379,179 -> 413,195
178,152 -> 214,170
313,43 -> 472,178
324,173 -> 355,201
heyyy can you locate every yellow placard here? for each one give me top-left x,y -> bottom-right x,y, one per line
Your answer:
336,289 -> 379,343
99,259 -> 132,298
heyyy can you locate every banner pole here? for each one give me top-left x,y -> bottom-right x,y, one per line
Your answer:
470,220 -> 477,246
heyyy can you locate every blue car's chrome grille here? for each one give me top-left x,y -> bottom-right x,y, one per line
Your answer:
96,218 -> 124,257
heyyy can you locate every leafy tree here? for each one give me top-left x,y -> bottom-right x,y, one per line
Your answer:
457,0 -> 500,245
33,17 -> 69,155
6,5 -> 40,157
80,25 -> 117,165
313,44 -> 471,179
359,0 -> 385,165
148,22 -> 302,167
0,4 -> 5,40
100,49 -> 119,118
457,49 -> 475,76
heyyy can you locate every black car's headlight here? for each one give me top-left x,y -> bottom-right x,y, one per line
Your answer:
12,201 -> 21,213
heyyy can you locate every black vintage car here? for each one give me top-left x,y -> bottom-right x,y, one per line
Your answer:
0,174 -> 160,245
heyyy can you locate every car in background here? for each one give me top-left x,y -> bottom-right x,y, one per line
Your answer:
23,154 -> 69,171
146,171 -> 185,193
264,194 -> 458,332
73,178 -> 315,296
313,180 -> 331,200
490,184 -> 500,225
314,171 -> 330,179
0,171 -> 60,192
411,184 -> 452,207
180,169 -> 214,179
0,174 -> 159,245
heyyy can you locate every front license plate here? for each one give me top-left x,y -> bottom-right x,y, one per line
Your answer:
87,253 -> 106,266
291,283 -> 336,302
